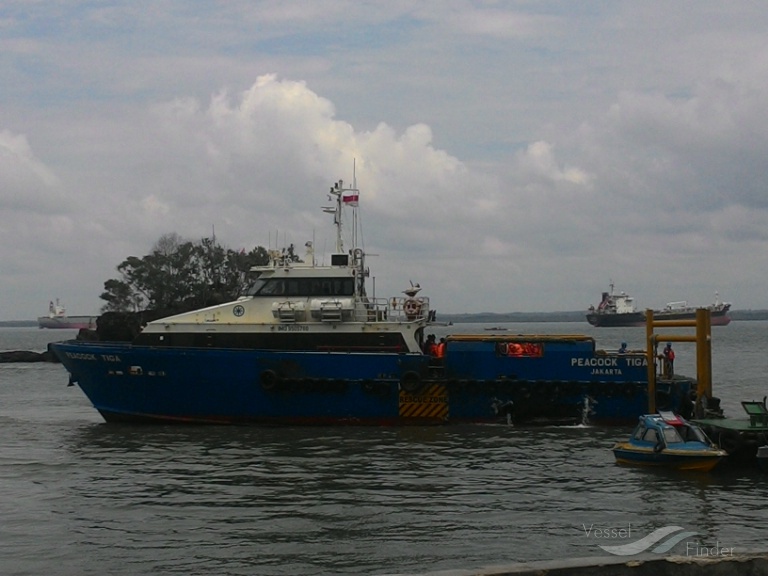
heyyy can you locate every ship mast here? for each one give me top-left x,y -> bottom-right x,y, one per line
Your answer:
323,177 -> 360,253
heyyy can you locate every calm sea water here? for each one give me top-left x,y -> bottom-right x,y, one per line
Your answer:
1,322 -> 767,576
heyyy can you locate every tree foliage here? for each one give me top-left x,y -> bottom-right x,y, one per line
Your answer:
100,233 -> 272,313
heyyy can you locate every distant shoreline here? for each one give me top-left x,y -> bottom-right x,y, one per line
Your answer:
438,309 -> 768,323
3,309 -> 768,327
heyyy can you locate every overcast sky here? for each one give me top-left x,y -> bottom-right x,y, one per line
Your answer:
2,1 -> 767,320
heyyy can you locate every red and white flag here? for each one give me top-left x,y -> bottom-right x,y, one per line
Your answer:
342,193 -> 359,206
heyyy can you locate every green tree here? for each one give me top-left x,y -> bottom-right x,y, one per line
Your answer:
100,233 -> 271,313
100,278 -> 141,312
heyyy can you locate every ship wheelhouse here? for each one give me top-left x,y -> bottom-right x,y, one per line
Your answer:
133,180 -> 431,354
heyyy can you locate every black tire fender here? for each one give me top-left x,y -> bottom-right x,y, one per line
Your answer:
400,371 -> 422,393
260,369 -> 280,391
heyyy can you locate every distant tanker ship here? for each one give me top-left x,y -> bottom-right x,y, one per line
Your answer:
586,284 -> 731,327
38,299 -> 97,330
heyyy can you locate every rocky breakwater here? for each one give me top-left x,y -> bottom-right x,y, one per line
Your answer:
0,349 -> 58,363
2,310 -> 171,363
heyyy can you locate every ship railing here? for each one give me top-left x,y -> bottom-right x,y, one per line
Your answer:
355,296 -> 431,323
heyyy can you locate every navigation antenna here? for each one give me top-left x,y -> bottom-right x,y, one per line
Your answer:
322,175 -> 360,254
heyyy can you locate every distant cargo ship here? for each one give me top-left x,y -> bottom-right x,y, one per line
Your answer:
586,284 -> 731,327
38,299 -> 97,330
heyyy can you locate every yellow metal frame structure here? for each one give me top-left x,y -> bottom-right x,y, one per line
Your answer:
645,308 -> 712,414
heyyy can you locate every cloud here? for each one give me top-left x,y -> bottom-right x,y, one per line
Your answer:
144,75 -> 468,213
3,2 -> 768,319
0,130 -> 60,213
515,141 -> 591,185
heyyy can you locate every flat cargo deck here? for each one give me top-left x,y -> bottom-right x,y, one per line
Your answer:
691,418 -> 768,432
694,400 -> 768,432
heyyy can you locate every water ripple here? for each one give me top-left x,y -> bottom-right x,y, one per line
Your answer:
3,324 -> 768,575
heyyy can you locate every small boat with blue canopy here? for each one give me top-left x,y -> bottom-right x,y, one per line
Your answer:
612,411 -> 726,471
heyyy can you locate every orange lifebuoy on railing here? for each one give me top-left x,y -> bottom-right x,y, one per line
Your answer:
403,298 -> 421,319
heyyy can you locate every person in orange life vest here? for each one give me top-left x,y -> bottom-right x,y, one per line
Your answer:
435,338 -> 446,359
424,334 -> 438,356
662,342 -> 675,377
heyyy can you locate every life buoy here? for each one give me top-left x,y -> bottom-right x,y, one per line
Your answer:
400,371 -> 422,392
403,298 -> 421,318
260,370 -> 280,391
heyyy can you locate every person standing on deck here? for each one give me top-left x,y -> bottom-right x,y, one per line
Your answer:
424,334 -> 438,356
435,338 -> 446,360
662,343 -> 675,378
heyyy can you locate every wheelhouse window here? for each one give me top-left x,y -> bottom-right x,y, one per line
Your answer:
249,277 -> 355,297
244,275 -> 267,296
265,280 -> 288,295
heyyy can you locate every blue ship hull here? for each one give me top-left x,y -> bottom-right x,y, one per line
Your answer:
51,335 -> 693,426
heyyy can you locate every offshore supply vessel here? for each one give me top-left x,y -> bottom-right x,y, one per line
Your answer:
51,179 -> 694,425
